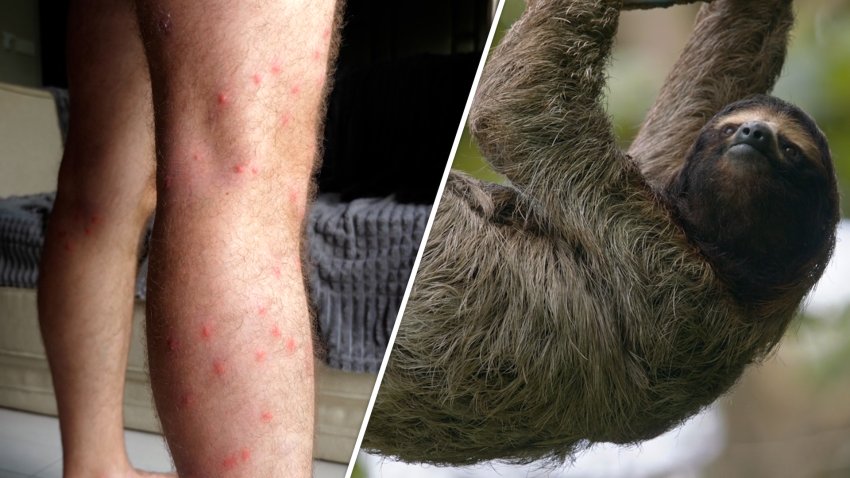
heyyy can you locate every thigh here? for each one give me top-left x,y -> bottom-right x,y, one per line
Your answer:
59,0 -> 154,216
134,0 -> 338,189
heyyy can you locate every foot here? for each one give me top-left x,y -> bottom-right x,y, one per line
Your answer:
63,462 -> 176,478
129,470 -> 177,478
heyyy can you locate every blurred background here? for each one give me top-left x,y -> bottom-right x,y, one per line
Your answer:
359,0 -> 850,477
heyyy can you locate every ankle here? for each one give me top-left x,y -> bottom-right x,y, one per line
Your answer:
62,453 -> 132,478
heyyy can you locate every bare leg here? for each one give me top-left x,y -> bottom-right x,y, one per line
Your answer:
135,0 -> 339,475
36,0 -> 164,476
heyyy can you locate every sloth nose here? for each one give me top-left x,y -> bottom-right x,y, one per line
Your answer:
733,121 -> 774,154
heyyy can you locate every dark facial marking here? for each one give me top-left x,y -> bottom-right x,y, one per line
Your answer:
665,95 -> 837,303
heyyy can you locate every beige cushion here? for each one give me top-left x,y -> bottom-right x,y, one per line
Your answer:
0,82 -> 62,197
0,287 -> 374,463
0,83 -> 373,464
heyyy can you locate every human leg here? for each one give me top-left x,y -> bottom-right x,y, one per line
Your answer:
37,0 -> 161,476
135,0 -> 339,475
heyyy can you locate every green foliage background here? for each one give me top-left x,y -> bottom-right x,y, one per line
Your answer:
454,0 -> 850,217
358,2 -> 850,475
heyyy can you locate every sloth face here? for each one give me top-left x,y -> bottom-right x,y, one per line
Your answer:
664,95 -> 837,301
672,96 -> 832,212
715,112 -> 821,176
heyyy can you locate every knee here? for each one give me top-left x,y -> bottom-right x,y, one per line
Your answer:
138,173 -> 157,220
53,152 -> 156,229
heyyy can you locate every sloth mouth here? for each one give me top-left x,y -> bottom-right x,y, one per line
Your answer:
727,143 -> 773,163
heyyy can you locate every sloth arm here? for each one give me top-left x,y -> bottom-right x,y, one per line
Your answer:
468,0 -> 625,221
629,0 -> 794,190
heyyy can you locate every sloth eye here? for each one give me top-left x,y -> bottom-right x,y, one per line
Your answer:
722,125 -> 736,136
783,144 -> 800,159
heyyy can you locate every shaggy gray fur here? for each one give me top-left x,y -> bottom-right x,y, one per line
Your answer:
364,0 -> 837,465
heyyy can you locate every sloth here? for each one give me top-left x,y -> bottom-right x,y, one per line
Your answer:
666,95 -> 836,305
363,0 -> 839,466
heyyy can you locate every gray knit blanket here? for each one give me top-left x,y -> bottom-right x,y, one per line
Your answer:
0,192 -> 429,373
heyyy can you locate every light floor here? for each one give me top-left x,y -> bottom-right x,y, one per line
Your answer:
0,408 -> 346,478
